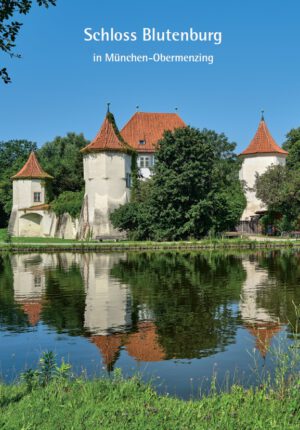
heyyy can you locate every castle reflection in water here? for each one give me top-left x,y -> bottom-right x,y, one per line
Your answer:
10,252 -> 284,370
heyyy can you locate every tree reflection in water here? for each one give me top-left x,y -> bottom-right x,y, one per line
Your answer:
1,250 -> 300,372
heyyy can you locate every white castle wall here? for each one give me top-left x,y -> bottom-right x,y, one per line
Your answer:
239,260 -> 276,323
239,154 -> 286,220
12,254 -> 47,300
80,152 -> 131,238
82,254 -> 131,335
12,179 -> 45,209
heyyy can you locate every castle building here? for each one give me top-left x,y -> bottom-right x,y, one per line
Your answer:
121,112 -> 186,179
9,152 -> 54,237
79,110 -> 185,238
9,110 -> 288,239
238,115 -> 288,233
79,112 -> 133,239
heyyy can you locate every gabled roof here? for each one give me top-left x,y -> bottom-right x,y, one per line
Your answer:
121,112 -> 186,153
240,119 -> 288,156
12,152 -> 53,180
81,112 -> 132,154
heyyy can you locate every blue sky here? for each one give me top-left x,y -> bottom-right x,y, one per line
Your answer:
1,0 -> 300,152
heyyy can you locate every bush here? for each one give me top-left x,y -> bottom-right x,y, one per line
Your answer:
51,191 -> 84,219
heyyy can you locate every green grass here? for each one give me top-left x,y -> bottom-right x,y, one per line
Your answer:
1,374 -> 300,429
1,227 -> 300,251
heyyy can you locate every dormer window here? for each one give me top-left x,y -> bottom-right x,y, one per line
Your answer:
139,140 -> 146,145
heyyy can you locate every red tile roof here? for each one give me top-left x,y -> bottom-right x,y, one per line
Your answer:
125,322 -> 165,362
240,120 -> 288,156
81,112 -> 132,154
22,302 -> 42,326
91,334 -> 122,370
90,321 -> 165,369
121,112 -> 186,153
246,322 -> 281,358
12,152 -> 53,180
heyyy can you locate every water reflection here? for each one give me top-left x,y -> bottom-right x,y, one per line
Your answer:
1,250 -> 300,384
12,254 -> 46,326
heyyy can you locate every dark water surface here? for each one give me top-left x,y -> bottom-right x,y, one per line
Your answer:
0,250 -> 300,398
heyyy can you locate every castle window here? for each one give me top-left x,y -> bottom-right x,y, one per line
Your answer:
139,156 -> 150,168
126,173 -> 131,188
139,140 -> 146,145
33,192 -> 41,203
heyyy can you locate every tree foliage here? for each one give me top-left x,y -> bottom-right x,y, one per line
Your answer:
0,0 -> 56,84
111,127 -> 246,240
0,139 -> 36,226
111,252 -> 245,359
38,133 -> 87,199
256,127 -> 300,232
282,128 -> 300,169
51,190 -> 84,219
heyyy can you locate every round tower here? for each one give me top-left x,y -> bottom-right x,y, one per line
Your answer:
239,114 -> 288,232
79,110 -> 134,239
9,152 -> 53,237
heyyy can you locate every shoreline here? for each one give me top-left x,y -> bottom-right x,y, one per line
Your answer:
1,238 -> 300,252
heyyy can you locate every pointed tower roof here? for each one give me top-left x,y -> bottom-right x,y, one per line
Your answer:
12,152 -> 53,180
81,112 -> 132,154
90,334 -> 122,371
246,322 -> 281,358
121,112 -> 186,153
240,117 -> 288,156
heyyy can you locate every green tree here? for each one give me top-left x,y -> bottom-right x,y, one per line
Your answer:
256,166 -> 300,232
37,133 -> 88,199
0,0 -> 56,84
282,128 -> 300,169
111,127 -> 245,240
0,255 -> 29,330
41,261 -> 85,336
256,127 -> 300,232
51,190 -> 84,219
0,139 -> 36,226
111,251 -> 245,359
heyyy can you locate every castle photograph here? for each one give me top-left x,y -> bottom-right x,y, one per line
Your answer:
7,108 -> 288,240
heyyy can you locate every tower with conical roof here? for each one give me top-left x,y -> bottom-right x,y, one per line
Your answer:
79,110 -> 133,238
239,115 -> 288,230
9,152 -> 53,237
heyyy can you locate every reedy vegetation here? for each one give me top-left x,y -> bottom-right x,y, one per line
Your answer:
1,346 -> 300,430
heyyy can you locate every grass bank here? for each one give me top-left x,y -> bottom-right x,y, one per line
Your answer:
1,228 -> 300,252
1,373 -> 300,429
